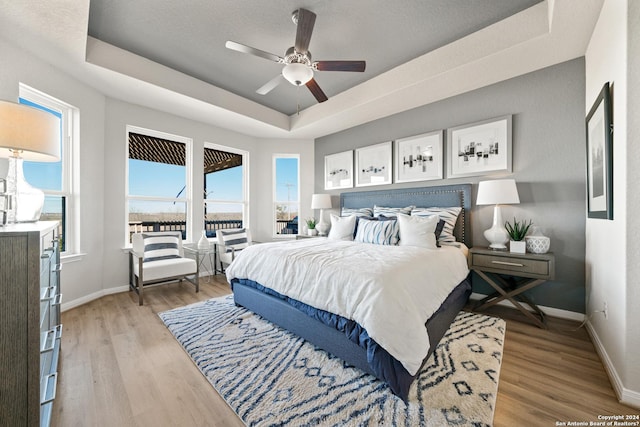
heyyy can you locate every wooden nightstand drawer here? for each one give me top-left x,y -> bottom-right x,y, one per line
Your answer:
468,248 -> 555,280
472,253 -> 549,275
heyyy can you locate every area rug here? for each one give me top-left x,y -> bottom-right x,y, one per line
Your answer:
159,295 -> 505,426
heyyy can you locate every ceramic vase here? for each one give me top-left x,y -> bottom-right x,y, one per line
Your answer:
198,230 -> 209,250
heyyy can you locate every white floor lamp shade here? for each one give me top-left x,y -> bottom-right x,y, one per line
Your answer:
476,179 -> 520,250
0,100 -> 60,223
311,193 -> 332,236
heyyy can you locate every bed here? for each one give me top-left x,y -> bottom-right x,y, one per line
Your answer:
227,184 -> 472,401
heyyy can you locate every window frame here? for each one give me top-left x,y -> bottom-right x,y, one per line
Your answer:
125,125 -> 193,246
203,142 -> 249,234
19,83 -> 78,256
272,154 -> 300,238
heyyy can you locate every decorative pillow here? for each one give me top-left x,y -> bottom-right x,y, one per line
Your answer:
354,217 -> 399,245
218,228 -> 249,253
397,213 -> 438,249
373,205 -> 415,218
411,207 -> 462,243
327,214 -> 356,241
341,207 -> 373,218
142,232 -> 180,262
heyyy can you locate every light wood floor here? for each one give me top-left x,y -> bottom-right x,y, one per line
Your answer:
52,276 -> 637,427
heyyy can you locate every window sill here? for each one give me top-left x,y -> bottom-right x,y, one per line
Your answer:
61,252 -> 87,263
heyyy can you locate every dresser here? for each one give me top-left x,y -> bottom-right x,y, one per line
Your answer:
0,222 -> 61,426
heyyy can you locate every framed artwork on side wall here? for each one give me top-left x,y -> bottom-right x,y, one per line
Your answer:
355,141 -> 392,187
586,82 -> 613,219
324,150 -> 353,190
446,115 -> 512,178
394,130 -> 443,183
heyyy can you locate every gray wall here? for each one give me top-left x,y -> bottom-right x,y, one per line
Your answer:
315,58 -> 586,313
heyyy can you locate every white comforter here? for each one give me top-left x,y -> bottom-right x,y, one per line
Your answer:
225,238 -> 469,375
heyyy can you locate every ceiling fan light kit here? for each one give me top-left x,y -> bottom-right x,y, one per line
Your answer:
225,8 -> 366,104
282,63 -> 313,86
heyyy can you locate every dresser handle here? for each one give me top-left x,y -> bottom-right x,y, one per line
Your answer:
491,260 -> 524,267
41,329 -> 56,353
41,372 -> 58,405
53,294 -> 63,306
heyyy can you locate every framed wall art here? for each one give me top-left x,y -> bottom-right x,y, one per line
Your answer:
324,150 -> 353,190
355,141 -> 392,187
586,82 -> 613,219
394,130 -> 443,183
446,115 -> 512,178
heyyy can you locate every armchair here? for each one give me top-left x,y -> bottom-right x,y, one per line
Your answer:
129,231 -> 199,305
216,228 -> 251,273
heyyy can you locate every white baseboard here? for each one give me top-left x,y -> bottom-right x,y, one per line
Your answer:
61,285 -> 129,312
586,321 -> 640,410
470,292 -> 585,321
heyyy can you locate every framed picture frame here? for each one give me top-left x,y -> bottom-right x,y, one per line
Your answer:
355,141 -> 392,187
324,150 -> 353,190
446,115 -> 512,178
394,130 -> 443,183
586,82 -> 613,219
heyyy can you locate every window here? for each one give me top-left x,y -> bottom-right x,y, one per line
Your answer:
126,127 -> 192,244
19,84 -> 77,254
203,144 -> 248,237
273,155 -> 299,236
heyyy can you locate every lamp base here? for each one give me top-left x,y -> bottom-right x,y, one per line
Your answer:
483,205 -> 509,250
316,209 -> 329,236
6,156 -> 44,223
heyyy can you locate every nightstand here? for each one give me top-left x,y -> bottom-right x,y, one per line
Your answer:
296,234 -> 323,239
468,247 -> 555,329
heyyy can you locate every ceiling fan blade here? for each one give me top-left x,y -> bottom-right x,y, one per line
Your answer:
225,40 -> 283,63
306,78 -> 328,103
256,75 -> 285,95
294,8 -> 316,54
315,60 -> 366,72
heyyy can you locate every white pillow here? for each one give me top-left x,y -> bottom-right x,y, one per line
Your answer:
397,213 -> 438,249
327,214 -> 357,241
411,207 -> 462,243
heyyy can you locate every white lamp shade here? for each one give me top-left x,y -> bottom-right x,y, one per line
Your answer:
0,100 -> 60,162
282,63 -> 313,86
476,179 -> 520,205
311,193 -> 332,210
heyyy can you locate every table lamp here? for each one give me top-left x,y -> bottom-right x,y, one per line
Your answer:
476,179 -> 520,250
0,100 -> 60,223
311,193 -> 332,236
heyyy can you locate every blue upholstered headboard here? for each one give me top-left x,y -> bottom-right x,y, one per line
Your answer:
340,184 -> 472,246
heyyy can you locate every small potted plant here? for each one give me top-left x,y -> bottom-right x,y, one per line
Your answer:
505,218 -> 532,253
305,218 -> 317,236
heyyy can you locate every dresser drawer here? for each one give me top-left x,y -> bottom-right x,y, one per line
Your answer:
470,253 -> 552,279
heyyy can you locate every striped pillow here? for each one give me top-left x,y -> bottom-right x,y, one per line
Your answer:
411,207 -> 462,243
219,228 -> 249,253
341,207 -> 373,218
354,217 -> 399,245
373,205 -> 415,218
142,232 -> 181,262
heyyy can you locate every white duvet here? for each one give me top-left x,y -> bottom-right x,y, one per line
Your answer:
225,238 -> 469,375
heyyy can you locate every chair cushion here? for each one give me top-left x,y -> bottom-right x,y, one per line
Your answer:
142,232 -> 181,262
133,257 -> 197,282
218,228 -> 249,253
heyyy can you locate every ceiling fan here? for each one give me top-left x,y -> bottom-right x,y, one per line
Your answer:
225,8 -> 366,104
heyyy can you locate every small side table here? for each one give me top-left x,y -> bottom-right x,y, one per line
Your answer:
295,234 -> 323,240
184,242 -> 220,282
468,247 -> 555,329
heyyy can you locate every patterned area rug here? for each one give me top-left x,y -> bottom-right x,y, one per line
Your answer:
159,295 -> 505,426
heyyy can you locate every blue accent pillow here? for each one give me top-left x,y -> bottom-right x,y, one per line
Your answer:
354,216 -> 399,245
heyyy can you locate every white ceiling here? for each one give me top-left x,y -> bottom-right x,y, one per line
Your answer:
0,0 -> 604,140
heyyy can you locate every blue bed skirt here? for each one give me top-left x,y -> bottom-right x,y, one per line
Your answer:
230,276 -> 471,400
